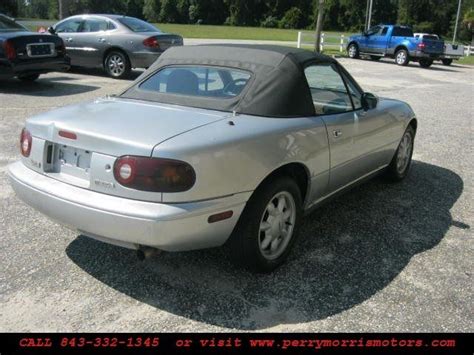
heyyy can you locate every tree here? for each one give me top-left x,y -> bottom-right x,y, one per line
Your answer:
143,0 -> 161,22
314,0 -> 324,52
462,8 -> 474,44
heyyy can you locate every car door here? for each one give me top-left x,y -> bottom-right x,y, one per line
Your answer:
364,25 -> 381,53
72,17 -> 111,67
304,63 -> 385,193
370,26 -> 388,54
54,17 -> 84,65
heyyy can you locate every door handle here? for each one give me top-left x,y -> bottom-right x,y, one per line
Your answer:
333,129 -> 342,138
98,38 -> 106,42
65,37 -> 73,42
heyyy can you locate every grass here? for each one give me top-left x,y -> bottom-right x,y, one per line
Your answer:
458,55 -> 474,65
22,19 -> 350,42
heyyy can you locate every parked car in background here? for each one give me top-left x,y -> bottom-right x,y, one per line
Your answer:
49,14 -> 183,79
0,13 -> 69,81
414,33 -> 464,66
347,24 -> 444,68
8,45 -> 417,272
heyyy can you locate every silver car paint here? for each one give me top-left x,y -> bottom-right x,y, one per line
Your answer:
53,15 -> 183,69
8,93 -> 415,251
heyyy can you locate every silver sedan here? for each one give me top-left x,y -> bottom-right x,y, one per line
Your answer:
50,14 -> 183,78
8,45 -> 417,272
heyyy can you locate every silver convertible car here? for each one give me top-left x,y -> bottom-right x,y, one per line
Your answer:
8,45 -> 417,272
49,14 -> 183,78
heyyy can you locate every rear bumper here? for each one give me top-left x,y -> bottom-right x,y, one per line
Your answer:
8,161 -> 249,251
129,51 -> 163,69
0,56 -> 70,79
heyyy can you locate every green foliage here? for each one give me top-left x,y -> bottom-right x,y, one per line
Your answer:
279,7 -> 303,29
260,15 -> 279,28
0,0 -> 18,17
143,0 -> 161,22
159,0 -> 180,22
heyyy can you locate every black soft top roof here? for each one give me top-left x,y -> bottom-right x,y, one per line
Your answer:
121,44 -> 337,117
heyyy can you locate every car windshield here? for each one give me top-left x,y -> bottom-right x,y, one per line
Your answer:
138,66 -> 252,98
0,15 -> 28,32
118,17 -> 160,32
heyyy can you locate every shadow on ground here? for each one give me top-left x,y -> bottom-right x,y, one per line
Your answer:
358,57 -> 463,72
0,75 -> 99,96
66,161 -> 464,330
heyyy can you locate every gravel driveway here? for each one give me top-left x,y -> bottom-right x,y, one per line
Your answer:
0,57 -> 472,332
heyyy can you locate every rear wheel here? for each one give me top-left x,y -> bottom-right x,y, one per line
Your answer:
104,50 -> 131,79
442,58 -> 453,66
348,43 -> 360,59
395,49 -> 409,66
385,126 -> 415,181
419,59 -> 433,68
227,177 -> 302,273
18,74 -> 40,82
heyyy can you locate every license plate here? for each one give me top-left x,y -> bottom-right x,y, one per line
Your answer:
55,144 -> 91,180
26,43 -> 55,57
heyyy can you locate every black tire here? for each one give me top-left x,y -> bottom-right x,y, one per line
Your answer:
385,125 -> 415,182
18,74 -> 40,82
370,55 -> 381,61
347,43 -> 360,59
395,49 -> 409,66
226,176 -> 303,273
104,50 -> 131,79
442,58 -> 453,66
419,59 -> 433,68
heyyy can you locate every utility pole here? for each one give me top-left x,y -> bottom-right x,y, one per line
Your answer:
453,0 -> 462,43
365,0 -> 370,31
58,0 -> 71,20
367,0 -> 374,31
314,0 -> 325,53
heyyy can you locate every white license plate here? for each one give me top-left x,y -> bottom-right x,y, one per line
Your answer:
26,43 -> 55,58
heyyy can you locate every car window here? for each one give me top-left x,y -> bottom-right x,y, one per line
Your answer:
55,18 -> 83,33
107,21 -> 116,30
366,26 -> 381,36
139,66 -> 251,98
340,71 -> 363,110
0,15 -> 28,32
82,18 -> 108,32
118,17 -> 161,32
392,27 -> 414,37
380,27 -> 388,36
304,64 -> 354,115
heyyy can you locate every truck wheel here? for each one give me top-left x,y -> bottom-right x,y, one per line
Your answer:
348,44 -> 360,59
395,49 -> 409,66
419,59 -> 433,68
385,125 -> 415,182
227,176 -> 302,273
370,56 -> 381,61
442,59 -> 453,66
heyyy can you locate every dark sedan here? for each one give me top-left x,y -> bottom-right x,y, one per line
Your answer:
50,14 -> 183,79
0,14 -> 70,81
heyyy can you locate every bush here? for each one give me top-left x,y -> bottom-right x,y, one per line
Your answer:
278,7 -> 303,29
260,15 -> 278,28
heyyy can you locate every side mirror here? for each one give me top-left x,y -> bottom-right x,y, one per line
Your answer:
47,26 -> 56,34
361,92 -> 378,110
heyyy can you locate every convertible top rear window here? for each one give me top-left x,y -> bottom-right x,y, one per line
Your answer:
139,66 -> 251,99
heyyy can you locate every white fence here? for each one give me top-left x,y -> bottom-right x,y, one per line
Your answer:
464,45 -> 474,56
297,31 -> 348,52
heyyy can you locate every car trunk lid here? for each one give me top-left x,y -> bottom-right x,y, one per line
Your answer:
140,33 -> 183,50
24,98 -> 227,200
3,32 -> 65,62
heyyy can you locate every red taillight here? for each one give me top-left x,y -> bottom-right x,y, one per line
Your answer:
58,130 -> 77,140
143,36 -> 160,48
3,40 -> 16,60
417,42 -> 426,50
113,156 -> 195,192
20,128 -> 32,157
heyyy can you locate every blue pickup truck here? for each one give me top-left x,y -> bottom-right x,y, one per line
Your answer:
347,25 -> 444,68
